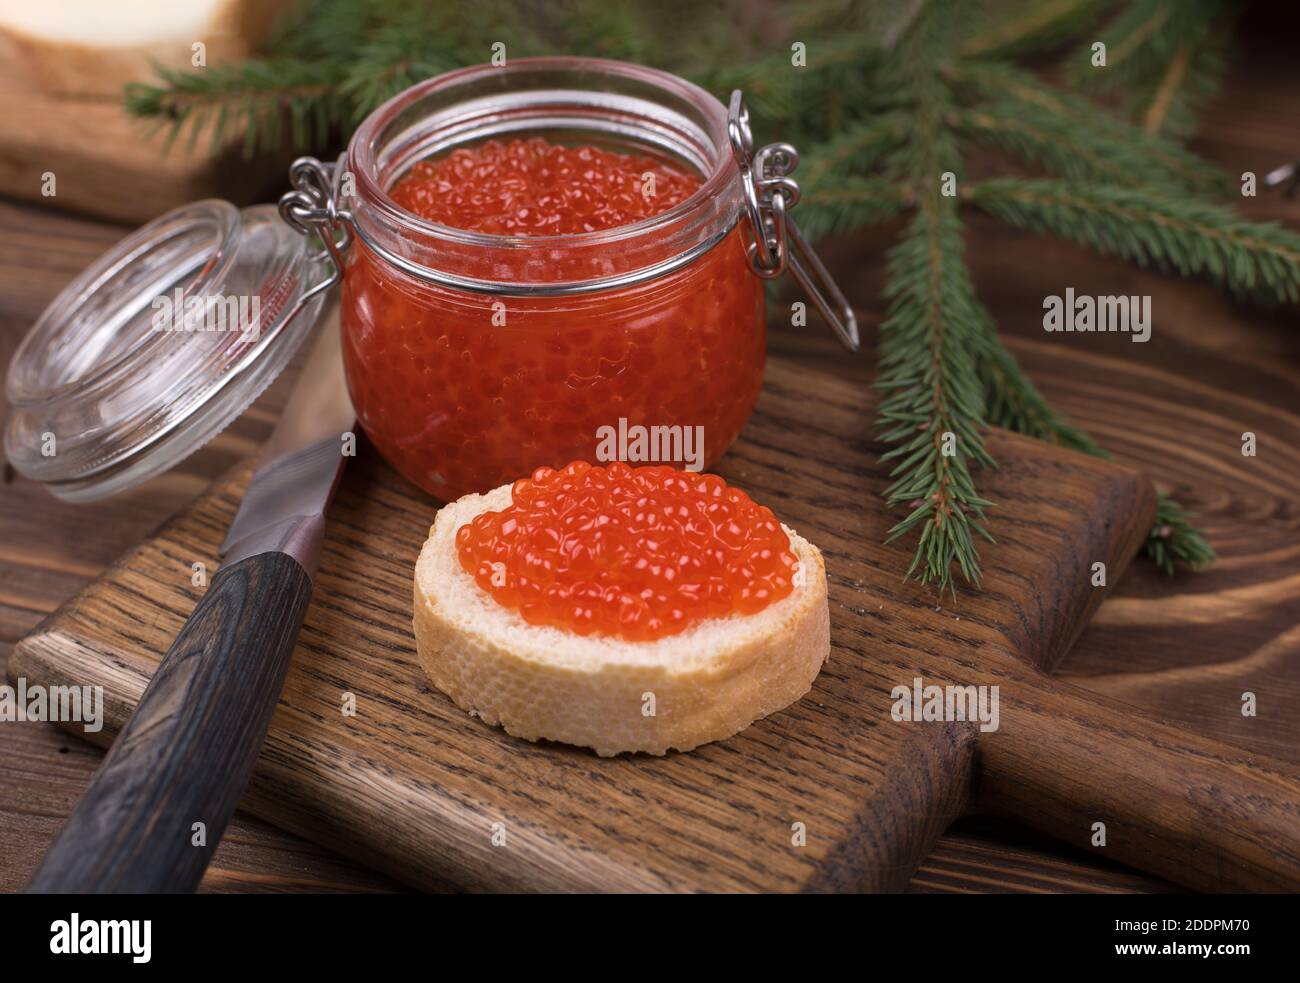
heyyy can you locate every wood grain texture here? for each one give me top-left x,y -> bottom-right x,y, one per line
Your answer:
978,678 -> 1300,890
0,82 -> 290,225
5,10 -> 1300,892
908,816 -> 1186,894
26,551 -> 313,893
0,697 -> 401,894
22,353 -> 1267,893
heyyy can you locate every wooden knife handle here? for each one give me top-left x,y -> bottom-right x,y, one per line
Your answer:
25,551 -> 313,894
977,679 -> 1300,892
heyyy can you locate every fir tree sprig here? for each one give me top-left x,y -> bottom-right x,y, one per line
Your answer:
946,61 -> 1234,196
876,201 -> 997,594
1146,492 -> 1217,573
1063,0 -> 1237,139
123,0 -> 1290,591
953,100 -> 1193,189
126,0 -> 760,145
967,179 -> 1300,301
797,112 -> 910,186
125,59 -> 349,155
794,177 -> 911,240
871,18 -> 997,595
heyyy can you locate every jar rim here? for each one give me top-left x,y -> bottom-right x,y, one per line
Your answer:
346,56 -> 736,253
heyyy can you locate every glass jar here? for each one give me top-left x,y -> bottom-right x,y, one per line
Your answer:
328,57 -> 855,501
5,57 -> 855,505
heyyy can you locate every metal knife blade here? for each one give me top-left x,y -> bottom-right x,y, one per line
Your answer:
221,298 -> 354,575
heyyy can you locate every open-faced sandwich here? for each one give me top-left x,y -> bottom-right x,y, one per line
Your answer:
414,461 -> 829,756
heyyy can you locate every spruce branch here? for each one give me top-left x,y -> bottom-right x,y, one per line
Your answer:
953,101 -> 1177,189
124,59 -> 349,155
708,31 -> 884,143
1063,0 -> 1235,139
877,203 -> 997,594
973,329 -> 1104,455
967,178 -> 1300,302
793,177 -> 912,240
799,112 -> 910,185
127,0 -> 761,153
958,0 -> 1109,59
947,61 -> 1233,196
875,55 -> 995,594
338,27 -> 471,119
1146,492 -> 1216,573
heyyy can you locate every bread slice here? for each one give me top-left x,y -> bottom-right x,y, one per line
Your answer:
0,0 -> 276,97
413,482 -> 830,756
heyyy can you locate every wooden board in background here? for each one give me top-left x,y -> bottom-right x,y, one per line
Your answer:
0,84 -> 290,225
12,353 -> 1300,892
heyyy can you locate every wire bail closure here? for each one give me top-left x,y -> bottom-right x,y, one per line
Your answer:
728,91 -> 860,352
278,155 -> 352,307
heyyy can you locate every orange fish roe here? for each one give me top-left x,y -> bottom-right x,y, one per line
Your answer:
455,461 -> 798,641
389,137 -> 701,235
342,136 -> 766,502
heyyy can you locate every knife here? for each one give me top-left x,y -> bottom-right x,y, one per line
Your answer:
27,299 -> 353,894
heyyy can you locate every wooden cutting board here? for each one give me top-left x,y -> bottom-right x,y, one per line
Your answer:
12,356 -> 1300,892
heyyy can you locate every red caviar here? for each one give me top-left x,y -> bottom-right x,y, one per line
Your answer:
341,136 -> 765,502
389,137 -> 701,234
456,461 -> 798,641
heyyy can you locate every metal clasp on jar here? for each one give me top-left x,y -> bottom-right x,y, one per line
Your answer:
728,91 -> 860,352
278,155 -> 353,299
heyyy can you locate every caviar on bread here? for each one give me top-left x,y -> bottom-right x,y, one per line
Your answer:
413,462 -> 831,756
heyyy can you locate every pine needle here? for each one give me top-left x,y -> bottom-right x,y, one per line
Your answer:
948,60 -> 1233,196
1063,0 -> 1236,140
1146,492 -> 1216,573
967,179 -> 1300,302
794,177 -> 911,239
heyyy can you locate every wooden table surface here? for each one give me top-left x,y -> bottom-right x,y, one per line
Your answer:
2,26 -> 1297,894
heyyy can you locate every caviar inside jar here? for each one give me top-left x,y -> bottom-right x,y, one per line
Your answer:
456,461 -> 798,641
388,137 -> 702,234
341,136 -> 766,502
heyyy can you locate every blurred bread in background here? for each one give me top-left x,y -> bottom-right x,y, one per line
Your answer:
0,1 -> 292,224
0,0 -> 278,96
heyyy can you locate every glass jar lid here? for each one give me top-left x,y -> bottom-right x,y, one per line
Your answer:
4,200 -> 334,502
